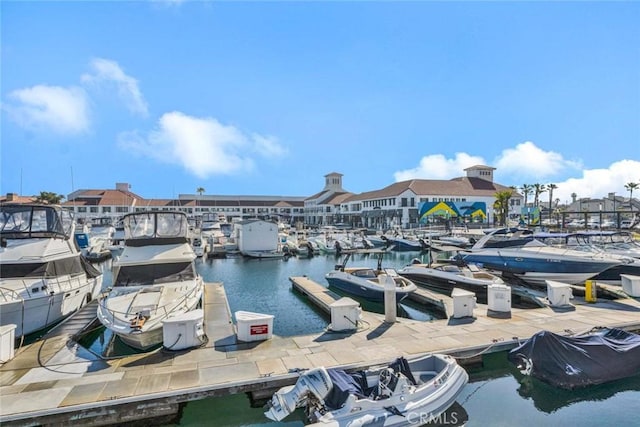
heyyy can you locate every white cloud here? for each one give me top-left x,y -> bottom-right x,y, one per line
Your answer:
392,141 -> 640,204
394,152 -> 485,181
493,141 -> 582,180
549,160 -> 640,203
252,134 -> 288,158
81,58 -> 148,117
118,112 -> 287,178
4,85 -> 90,134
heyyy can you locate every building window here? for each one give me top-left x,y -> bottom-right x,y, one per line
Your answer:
78,207 -> 87,213
102,207 -> 111,213
90,207 -> 98,213
401,198 -> 408,207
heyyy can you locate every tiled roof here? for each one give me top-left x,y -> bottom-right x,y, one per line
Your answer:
0,195 -> 37,204
63,189 -> 144,206
306,190 -> 330,201
346,177 -> 516,201
318,192 -> 354,205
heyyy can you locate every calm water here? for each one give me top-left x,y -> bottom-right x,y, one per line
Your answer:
86,253 -> 640,426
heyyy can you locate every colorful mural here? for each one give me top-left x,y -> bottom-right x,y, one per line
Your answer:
419,201 -> 486,222
520,207 -> 540,225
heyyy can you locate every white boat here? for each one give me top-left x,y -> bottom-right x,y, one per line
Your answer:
398,261 -> 504,304
265,353 -> 469,426
243,249 -> 285,259
191,235 -> 208,257
97,211 -> 204,350
0,203 -> 103,337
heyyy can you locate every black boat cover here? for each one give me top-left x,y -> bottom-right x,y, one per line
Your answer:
508,328 -> 640,389
325,369 -> 366,410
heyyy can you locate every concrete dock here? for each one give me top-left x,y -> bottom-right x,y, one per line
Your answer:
2,280 -> 640,426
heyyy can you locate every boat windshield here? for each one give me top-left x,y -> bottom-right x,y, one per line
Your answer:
114,262 -> 195,287
123,211 -> 188,240
0,204 -> 73,239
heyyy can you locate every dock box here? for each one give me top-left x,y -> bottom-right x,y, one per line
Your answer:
546,280 -> 573,307
451,288 -> 476,319
487,284 -> 511,313
621,274 -> 640,297
162,309 -> 205,351
329,297 -> 362,331
0,324 -> 16,363
235,310 -> 274,342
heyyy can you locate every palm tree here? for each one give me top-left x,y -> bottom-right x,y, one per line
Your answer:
34,191 -> 65,205
533,183 -> 547,208
625,182 -> 639,213
493,189 -> 514,226
520,184 -> 532,207
547,183 -> 558,221
196,187 -> 205,207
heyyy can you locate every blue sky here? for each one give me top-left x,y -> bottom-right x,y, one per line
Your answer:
2,1 -> 639,204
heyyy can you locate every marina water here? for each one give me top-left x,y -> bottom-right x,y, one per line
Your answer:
86,253 -> 640,426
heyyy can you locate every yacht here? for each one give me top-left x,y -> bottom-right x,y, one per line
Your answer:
0,203 -> 103,338
456,228 -> 621,287
97,211 -> 203,350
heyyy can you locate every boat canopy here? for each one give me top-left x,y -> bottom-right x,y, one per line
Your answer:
0,204 -> 73,240
123,211 -> 189,245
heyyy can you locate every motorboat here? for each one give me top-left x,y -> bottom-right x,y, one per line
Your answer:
532,232 -> 640,285
191,235 -> 208,257
264,353 -> 469,426
398,261 -> 504,304
243,250 -> 286,259
0,203 -> 103,338
455,228 -> 622,287
325,252 -> 417,302
508,328 -> 640,389
386,236 -> 426,252
97,211 -> 204,350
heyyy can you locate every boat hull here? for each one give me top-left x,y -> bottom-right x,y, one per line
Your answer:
460,249 -> 620,286
325,274 -> 414,302
398,269 -> 491,303
0,275 -> 102,337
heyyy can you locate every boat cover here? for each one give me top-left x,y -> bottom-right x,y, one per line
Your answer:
325,357 -> 417,410
325,369 -> 367,410
508,328 -> 640,389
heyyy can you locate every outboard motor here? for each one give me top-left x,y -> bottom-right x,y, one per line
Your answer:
264,367 -> 333,421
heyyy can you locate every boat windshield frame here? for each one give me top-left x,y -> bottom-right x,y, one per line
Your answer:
0,204 -> 73,240
123,211 -> 189,245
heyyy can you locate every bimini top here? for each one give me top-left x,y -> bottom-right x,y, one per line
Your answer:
122,211 -> 189,246
0,203 -> 74,240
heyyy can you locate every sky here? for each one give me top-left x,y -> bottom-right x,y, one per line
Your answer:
1,1 -> 639,205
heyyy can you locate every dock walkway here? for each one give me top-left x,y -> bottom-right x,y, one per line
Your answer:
2,280 -> 640,426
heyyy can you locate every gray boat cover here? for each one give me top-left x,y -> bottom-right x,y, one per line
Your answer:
508,328 -> 640,389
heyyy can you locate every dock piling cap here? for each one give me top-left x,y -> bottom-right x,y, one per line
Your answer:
330,297 -> 360,308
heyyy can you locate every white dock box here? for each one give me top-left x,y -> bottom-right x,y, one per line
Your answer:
451,288 -> 476,318
487,284 -> 511,313
621,274 -> 640,297
162,309 -> 205,351
329,297 -> 362,332
235,310 -> 274,342
546,280 -> 573,307
0,324 -> 16,363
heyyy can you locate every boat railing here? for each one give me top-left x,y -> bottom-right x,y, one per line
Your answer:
1,275 -> 84,301
98,277 -> 203,325
0,286 -> 23,302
